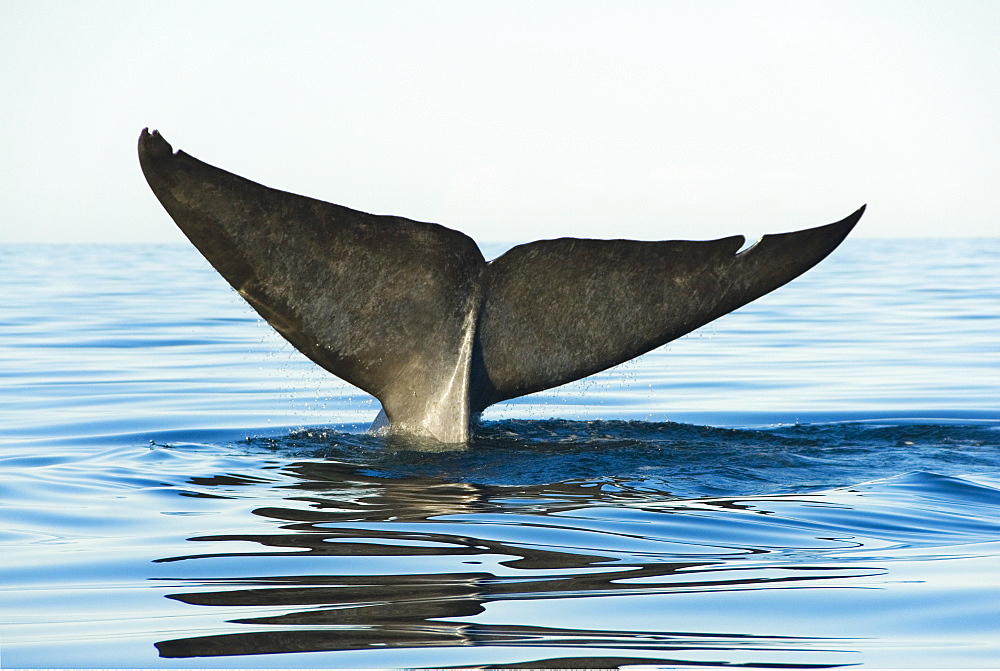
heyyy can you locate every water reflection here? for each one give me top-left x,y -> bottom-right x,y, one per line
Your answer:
155,460 -> 876,666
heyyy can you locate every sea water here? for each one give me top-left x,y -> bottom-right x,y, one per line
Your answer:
0,238 -> 997,668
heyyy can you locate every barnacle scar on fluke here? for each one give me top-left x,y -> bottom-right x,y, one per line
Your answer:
138,128 -> 864,443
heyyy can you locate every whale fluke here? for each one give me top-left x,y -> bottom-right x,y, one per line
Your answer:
139,129 -> 863,442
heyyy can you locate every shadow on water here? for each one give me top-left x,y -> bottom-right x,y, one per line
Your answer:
225,418 -> 1000,494
150,420 -> 1000,667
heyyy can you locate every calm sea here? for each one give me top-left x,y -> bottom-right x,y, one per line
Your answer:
1,238 -> 998,669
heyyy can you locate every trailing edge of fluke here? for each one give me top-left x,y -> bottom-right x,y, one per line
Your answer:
138,128 -> 864,443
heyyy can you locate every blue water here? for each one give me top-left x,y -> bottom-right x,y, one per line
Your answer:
1,238 -> 998,668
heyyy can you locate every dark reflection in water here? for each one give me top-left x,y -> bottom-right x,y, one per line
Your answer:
153,454 -> 892,666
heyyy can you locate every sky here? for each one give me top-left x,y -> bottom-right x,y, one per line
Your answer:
2,0 -> 998,244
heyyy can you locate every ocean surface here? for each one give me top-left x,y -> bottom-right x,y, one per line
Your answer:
1,238 -> 998,669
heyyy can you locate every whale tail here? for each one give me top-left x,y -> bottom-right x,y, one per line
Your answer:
139,129 -> 862,442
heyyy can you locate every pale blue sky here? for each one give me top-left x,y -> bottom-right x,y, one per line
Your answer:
2,0 -> 997,244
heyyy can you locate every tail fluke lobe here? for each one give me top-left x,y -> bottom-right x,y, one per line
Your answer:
472,206 -> 863,408
139,129 -> 486,441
